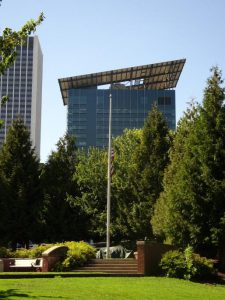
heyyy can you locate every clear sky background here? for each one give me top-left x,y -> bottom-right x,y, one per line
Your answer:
0,0 -> 225,162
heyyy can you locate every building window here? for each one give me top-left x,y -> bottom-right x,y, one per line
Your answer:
158,97 -> 171,106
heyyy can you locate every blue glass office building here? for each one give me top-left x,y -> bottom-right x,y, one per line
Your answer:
67,87 -> 175,148
59,59 -> 185,149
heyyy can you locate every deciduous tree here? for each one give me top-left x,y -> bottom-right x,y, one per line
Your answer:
0,11 -> 44,127
0,12 -> 44,76
72,147 -> 108,241
111,128 -> 142,240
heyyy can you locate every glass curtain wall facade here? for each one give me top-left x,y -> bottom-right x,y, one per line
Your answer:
68,87 -> 175,149
0,36 -> 43,156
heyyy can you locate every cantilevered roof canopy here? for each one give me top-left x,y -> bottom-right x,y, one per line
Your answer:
59,59 -> 186,105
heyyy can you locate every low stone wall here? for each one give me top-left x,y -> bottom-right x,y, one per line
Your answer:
136,241 -> 176,275
42,245 -> 68,272
1,258 -> 14,272
0,246 -> 68,272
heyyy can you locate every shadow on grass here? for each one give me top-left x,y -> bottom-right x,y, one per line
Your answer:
0,289 -> 29,298
0,289 -> 69,299
185,273 -> 225,286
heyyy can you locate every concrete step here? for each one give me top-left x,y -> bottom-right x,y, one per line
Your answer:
86,265 -> 137,269
75,269 -> 138,274
74,259 -> 138,274
75,266 -> 137,271
74,267 -> 138,273
89,259 -> 137,264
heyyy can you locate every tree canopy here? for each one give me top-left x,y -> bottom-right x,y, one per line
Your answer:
69,106 -> 171,242
72,147 -> 108,240
0,12 -> 44,76
152,67 -> 225,256
111,128 -> 142,240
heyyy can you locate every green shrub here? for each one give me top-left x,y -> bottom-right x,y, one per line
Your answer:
0,247 -> 13,258
160,249 -> 187,278
53,241 -> 96,271
1,241 -> 96,272
28,244 -> 53,258
14,244 -> 53,258
0,244 -> 53,259
160,246 -> 216,280
192,254 -> 216,280
14,248 -> 30,258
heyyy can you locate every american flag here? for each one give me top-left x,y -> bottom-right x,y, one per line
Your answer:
110,148 -> 115,176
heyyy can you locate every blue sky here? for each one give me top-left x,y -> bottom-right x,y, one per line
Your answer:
1,0 -> 225,162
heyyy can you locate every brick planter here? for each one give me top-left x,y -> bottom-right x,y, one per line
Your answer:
42,245 -> 68,272
0,258 -> 14,272
136,241 -> 176,275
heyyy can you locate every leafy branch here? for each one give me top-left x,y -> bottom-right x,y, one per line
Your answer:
0,12 -> 44,126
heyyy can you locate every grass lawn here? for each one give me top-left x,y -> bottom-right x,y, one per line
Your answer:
0,277 -> 225,300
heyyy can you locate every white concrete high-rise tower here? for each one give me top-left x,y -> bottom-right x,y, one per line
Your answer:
0,36 -> 43,157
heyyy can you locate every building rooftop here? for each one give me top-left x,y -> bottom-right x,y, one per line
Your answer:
58,59 -> 186,105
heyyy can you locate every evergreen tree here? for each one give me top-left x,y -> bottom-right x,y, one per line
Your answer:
0,119 -> 43,249
151,101 -> 199,243
188,67 -> 225,254
0,170 -> 10,246
152,68 -> 225,256
42,133 -> 86,242
135,104 -> 171,238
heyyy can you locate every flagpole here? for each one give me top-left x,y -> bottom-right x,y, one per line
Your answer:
106,92 -> 112,259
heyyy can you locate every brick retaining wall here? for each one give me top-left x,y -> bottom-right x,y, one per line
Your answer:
136,241 -> 176,275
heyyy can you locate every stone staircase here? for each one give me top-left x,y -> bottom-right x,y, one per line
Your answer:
74,259 -> 140,276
